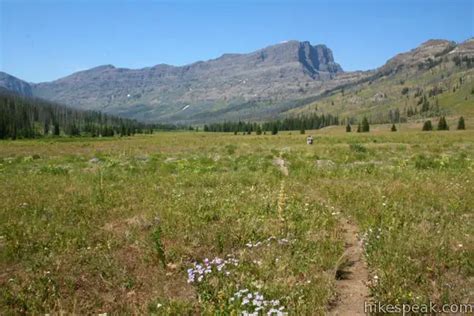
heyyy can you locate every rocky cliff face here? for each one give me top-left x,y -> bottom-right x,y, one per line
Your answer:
27,41 -> 346,122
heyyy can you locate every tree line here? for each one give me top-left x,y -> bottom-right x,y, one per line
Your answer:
345,117 -> 371,133
346,116 -> 466,133
203,113 -> 339,134
422,116 -> 465,131
0,90 -> 185,139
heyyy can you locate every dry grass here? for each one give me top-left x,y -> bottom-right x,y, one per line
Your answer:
0,125 -> 473,314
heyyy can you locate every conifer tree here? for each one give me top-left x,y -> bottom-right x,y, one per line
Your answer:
346,123 -> 351,132
422,120 -> 433,131
356,123 -> 362,133
44,120 -> 50,135
457,116 -> 465,130
271,124 -> 278,135
53,122 -> 60,136
391,124 -> 397,132
361,117 -> 370,132
437,116 -> 449,130
421,95 -> 430,112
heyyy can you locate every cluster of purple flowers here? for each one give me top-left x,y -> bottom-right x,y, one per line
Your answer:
187,256 -> 239,283
229,289 -> 287,316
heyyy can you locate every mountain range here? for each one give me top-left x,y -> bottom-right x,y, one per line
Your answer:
1,38 -> 473,124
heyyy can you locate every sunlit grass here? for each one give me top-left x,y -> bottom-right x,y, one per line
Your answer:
0,126 -> 472,314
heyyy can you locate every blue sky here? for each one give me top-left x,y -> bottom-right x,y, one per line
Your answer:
1,0 -> 472,82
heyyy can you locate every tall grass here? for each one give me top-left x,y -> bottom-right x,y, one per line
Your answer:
0,128 -> 472,313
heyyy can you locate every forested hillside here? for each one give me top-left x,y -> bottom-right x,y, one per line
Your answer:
286,39 -> 474,123
0,89 -> 154,139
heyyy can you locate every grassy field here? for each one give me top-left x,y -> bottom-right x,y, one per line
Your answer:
0,126 -> 473,314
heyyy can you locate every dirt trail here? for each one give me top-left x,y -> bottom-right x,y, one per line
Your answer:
273,156 -> 369,314
329,217 -> 370,315
273,157 -> 288,176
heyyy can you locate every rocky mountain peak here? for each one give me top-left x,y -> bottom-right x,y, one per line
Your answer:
451,38 -> 474,55
420,39 -> 454,48
78,64 -> 117,75
380,39 -> 457,75
256,40 -> 343,74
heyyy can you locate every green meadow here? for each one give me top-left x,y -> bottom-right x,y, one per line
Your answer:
0,125 -> 473,314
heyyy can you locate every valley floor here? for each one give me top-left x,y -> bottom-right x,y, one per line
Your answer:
0,126 -> 473,314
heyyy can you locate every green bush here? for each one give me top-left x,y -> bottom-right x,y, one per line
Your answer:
350,143 -> 367,153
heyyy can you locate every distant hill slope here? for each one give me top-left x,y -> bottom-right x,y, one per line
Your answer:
1,39 -> 472,124
285,39 -> 474,122
0,72 -> 33,97
0,41 -> 367,123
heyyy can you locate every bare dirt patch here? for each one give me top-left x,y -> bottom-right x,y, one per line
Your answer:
273,157 -> 289,176
329,218 -> 369,316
